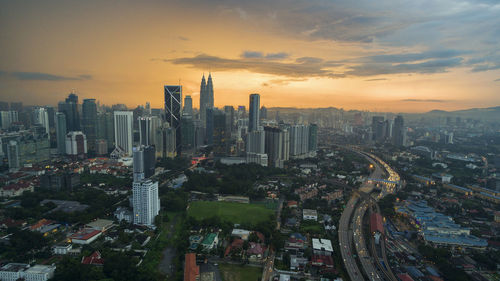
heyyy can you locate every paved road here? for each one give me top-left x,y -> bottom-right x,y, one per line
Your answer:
158,215 -> 179,277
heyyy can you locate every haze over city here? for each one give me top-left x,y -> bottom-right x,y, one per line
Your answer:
1,0 -> 500,112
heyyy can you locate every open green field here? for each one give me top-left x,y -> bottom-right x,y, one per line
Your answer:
219,264 -> 262,281
188,201 -> 274,225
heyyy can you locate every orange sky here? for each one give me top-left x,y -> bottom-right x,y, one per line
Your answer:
0,0 -> 499,113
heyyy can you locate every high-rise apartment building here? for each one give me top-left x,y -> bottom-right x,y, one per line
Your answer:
132,145 -> 159,227
56,112 -> 67,154
65,131 -> 87,159
114,111 -> 133,156
392,115 -> 406,147
164,85 -> 182,155
249,94 -> 260,132
82,99 -> 97,151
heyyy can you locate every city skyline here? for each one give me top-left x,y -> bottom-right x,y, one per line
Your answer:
1,1 -> 500,112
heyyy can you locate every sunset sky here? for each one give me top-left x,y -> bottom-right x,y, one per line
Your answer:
0,0 -> 499,112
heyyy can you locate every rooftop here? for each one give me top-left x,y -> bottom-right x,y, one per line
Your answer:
312,238 -> 333,252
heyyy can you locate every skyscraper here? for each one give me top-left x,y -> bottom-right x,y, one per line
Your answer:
308,124 -> 318,152
138,116 -> 153,146
82,99 -> 97,151
114,111 -> 133,156
371,116 -> 386,142
56,112 -> 67,154
164,85 -> 182,155
246,128 -> 265,154
264,126 -> 288,168
206,73 -> 214,109
289,124 -> 309,158
392,115 -> 406,147
33,107 -> 50,134
249,93 -> 260,132
184,95 -> 193,117
199,75 -> 207,127
133,146 -> 156,182
58,93 -> 80,131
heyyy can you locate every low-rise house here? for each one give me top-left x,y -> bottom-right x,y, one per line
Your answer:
303,209 -> 318,221
0,263 -> 56,281
53,244 -> 72,255
69,228 -> 102,244
231,229 -> 251,240
86,219 -> 114,232
81,251 -> 104,266
201,233 -> 218,250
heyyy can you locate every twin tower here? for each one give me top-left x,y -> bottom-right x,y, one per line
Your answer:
199,73 -> 214,127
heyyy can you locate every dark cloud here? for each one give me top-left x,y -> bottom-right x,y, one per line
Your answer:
0,71 -> 92,81
178,36 -> 190,41
365,78 -> 387,81
345,57 -> 463,76
167,53 -> 344,78
241,51 -> 289,60
361,49 -> 469,64
241,51 -> 263,58
402,99 -> 447,102
265,52 -> 289,60
494,78 -> 500,82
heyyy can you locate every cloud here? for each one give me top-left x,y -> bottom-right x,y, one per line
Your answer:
365,78 -> 387,81
345,57 -> 463,76
178,36 -> 190,41
241,51 -> 289,60
262,78 -> 307,86
241,51 -> 263,58
494,78 -> 500,82
0,71 -> 92,81
166,53 -> 344,78
401,99 -> 447,102
265,52 -> 289,60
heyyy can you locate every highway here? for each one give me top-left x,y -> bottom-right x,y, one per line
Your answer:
339,147 -> 400,281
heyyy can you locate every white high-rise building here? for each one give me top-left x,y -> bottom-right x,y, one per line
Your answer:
33,107 -> 50,134
132,179 -> 160,226
114,111 -> 133,156
0,111 -> 18,130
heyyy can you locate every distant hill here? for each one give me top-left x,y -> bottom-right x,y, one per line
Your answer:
425,106 -> 500,121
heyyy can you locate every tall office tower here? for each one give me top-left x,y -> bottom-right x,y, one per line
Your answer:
82,99 -> 97,151
199,75 -> 207,127
181,115 -> 195,151
0,111 -> 18,130
149,116 -> 162,150
392,115 -> 406,146
237,105 -> 246,119
138,116 -> 153,146
205,107 -> 214,145
260,106 -> 268,120
213,110 -> 228,155
133,179 -> 160,226
223,106 -> 235,134
7,140 -> 20,170
371,116 -> 386,142
10,102 -> 23,112
281,128 -> 290,162
58,93 -> 80,131
114,111 -> 133,156
184,95 -> 193,117
264,126 -> 287,168
97,112 -> 115,150
0,101 -> 8,111
65,131 -> 87,159
161,126 -> 177,159
164,85 -> 182,155
132,145 -> 156,182
246,128 -> 265,154
289,124 -> 310,157
56,112 -> 67,154
308,124 -> 318,152
248,93 -> 260,132
145,102 -> 151,115
206,73 -> 214,108
384,119 -> 393,139
33,107 -> 50,134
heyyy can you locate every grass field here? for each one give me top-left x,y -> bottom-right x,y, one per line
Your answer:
219,264 -> 262,281
188,201 -> 274,225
